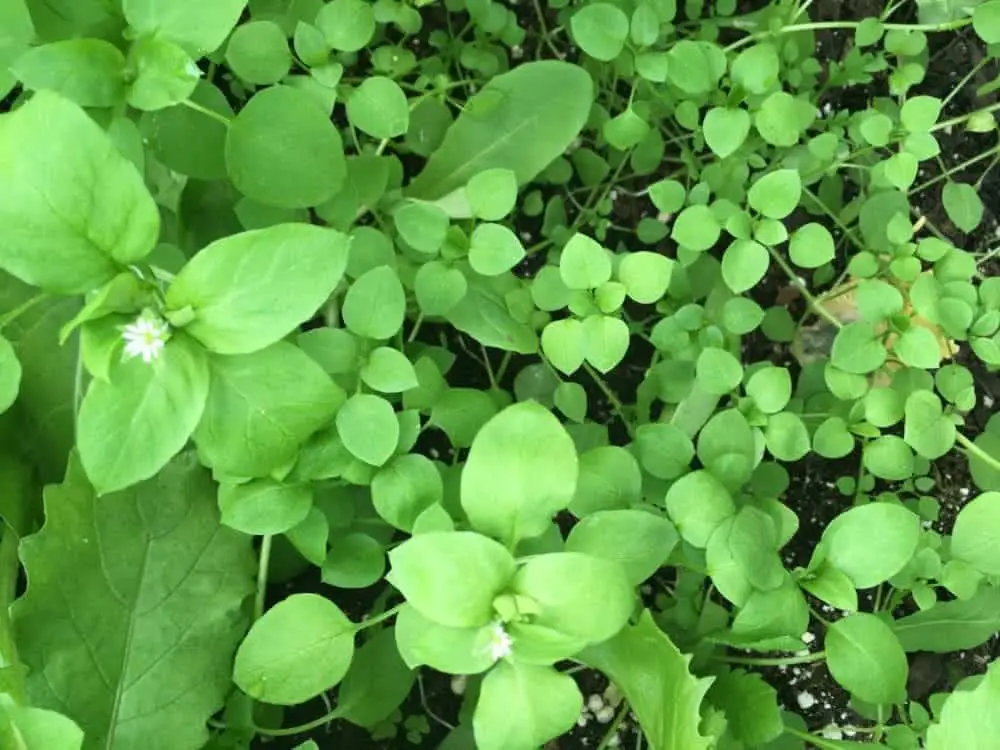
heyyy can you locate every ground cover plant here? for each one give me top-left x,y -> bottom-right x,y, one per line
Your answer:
2,0 -> 1000,747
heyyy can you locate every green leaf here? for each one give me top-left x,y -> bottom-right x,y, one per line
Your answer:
393,604 -> 494,674
461,401 -> 577,545
322,532 -> 385,588
831,322 -> 887,374
901,95 -> 942,132
617,251 -> 673,304
580,611 -> 714,750
393,200 -> 449,254
942,181 -> 984,232
372,454 -> 443,532
603,107 -> 650,150
903,391 -> 955,459
789,223 -> 835,269
813,417 -> 855,458
225,20 -> 291,85
706,669 -> 783,746
226,85 -> 347,209
145,81 -> 231,180
1,704 -> 84,749
634,423 -> 694,480
78,336 -> 209,494
893,587 -> 1000,652
951,491 -> 1000,575
825,613 -> 908,705
583,315 -> 630,374
473,662 -> 582,750
0,0 -> 34,99
973,0 -> 1000,44
414,261 -> 467,316
560,233 -> 611,290
696,408 -> 755,491
696,347 -> 743,396
566,509 -> 678,586
860,111 -> 893,146
316,0 -> 376,52
166,224 -> 349,354
671,205 -> 720,251
0,91 -> 159,293
554,381 -> 587,422
336,393 -> 399,467
511,552 -> 633,644
469,224 -> 526,276
895,325 -> 942,368
334,627 -> 415,728
821,502 -> 921,588
12,39 -> 125,107
342,265 -> 406,340
731,43 -> 780,94
123,0 -> 246,57
665,469 -> 735,547
748,169 -> 801,220
361,347 -> 418,393
755,91 -> 812,147
194,342 -> 342,476
745,366 -> 791,414
648,179 -> 686,213
467,168 -> 518,221
12,452 -> 253,749
234,593 -> 355,706
347,76 -> 409,138
407,62 -> 593,200
126,37 -> 200,111
721,239 -> 769,294
429,388 -> 498,447
542,318 -> 586,375
570,3 -> 629,61
765,412 -> 810,461
864,435 -> 915,481
0,335 -> 21,415
926,660 -> 1000,749
703,107 -> 751,159
218,479 -> 312,535
569,446 -> 642,517
387,531 -> 515,627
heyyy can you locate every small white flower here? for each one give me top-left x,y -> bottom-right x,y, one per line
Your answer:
122,315 -> 170,364
488,622 -> 513,662
185,60 -> 203,79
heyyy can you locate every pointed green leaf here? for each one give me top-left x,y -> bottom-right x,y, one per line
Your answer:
342,266 -> 406,340
825,613 -> 908,705
583,315 -> 630,373
371,454 -> 443,532
336,393 -> 399,467
218,479 -> 312,535
926,660 -> 1000,749
951,491 -> 1000,575
12,39 -> 126,107
821,502 -> 921,588
123,0 -> 246,57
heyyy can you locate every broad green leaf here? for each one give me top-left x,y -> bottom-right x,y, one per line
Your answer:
342,266 -> 406,340
798,560 -> 859,613
429,387 -> 498,446
901,95 -> 942,132
745,366 -> 791,414
12,39 -> 125,107
566,509 -> 678,585
951,491 -> 1000,575
603,107 -> 650,150
856,279 -> 904,322
145,81 -> 232,180
648,179 -> 686,213
0,704 -> 85,749
336,393 -> 399,467
469,224 -> 526,276
580,611 -> 714,750
831,322 -> 887,374
755,91 -> 812,147
748,169 -> 801,220
218,479 -> 312,535
372,454 -> 443,532
473,662 -> 582,750
322,532 -> 385,589
730,577 -> 809,641
706,669 -> 783,746
446,280 -> 539,354
903,391 -> 955,459
0,91 -> 159,293
863,435 -> 915,481
583,315 -> 629,374
569,446 -> 642,517
893,587 -> 1000,652
665,469 -> 735,547
127,37 -> 200,111
696,408 -> 756,491
789,223 -> 835,268
78,336 -> 209,494
467,168 -> 518,220
731,43 -> 780,94
234,593 -> 355,706
942,181 -> 984,232
825,613 -> 908,705
461,401 -> 577,545
407,62 -> 592,200
821,502 -> 921,588
361,347 -> 418,393
393,604 -> 494,674
12,452 -> 253,749
166,224 -> 349,354
0,335 -> 21,415
895,325 -> 942,368
974,1 -> 1000,44
414,261 -> 467,315
225,20 -> 291,85
316,0 -> 376,52
347,76 -> 409,138
542,318 -> 586,375
617,251 -> 673,304
570,3 -> 629,60
511,552 -> 633,644
0,0 -> 33,98
334,626 -> 415,728
387,531 -> 515,628
226,85 -> 347,209
671,205 -> 720,251
926,660 -> 1000,750
560,233 -> 611,290
765,412 -> 810,461
634,423 -> 693,480
696,347 -> 743,395
194,342 -> 342,476
123,0 -> 247,57
722,239 -> 769,294
393,200 -> 448,254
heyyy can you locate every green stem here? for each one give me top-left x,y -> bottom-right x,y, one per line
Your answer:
582,362 -> 635,438
715,650 -> 826,667
956,432 -> 1000,473
354,603 -> 403,632
0,293 -> 47,330
723,17 -> 971,51
253,535 -> 272,622
765,245 -> 844,329
910,143 -> 1000,196
254,706 -> 344,737
931,101 -> 1000,135
180,98 -> 231,127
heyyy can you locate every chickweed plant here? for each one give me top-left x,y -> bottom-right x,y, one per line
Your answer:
2,0 -> 1000,748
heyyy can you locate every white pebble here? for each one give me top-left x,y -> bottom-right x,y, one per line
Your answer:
796,691 -> 817,710
450,675 -> 467,695
587,694 -> 604,712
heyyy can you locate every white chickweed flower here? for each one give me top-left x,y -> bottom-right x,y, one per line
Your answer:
122,315 -> 170,364
488,622 -> 513,662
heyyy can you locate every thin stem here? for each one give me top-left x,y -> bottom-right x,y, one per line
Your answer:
932,100 -> 1000,134
765,246 -> 844,329
255,705 -> 344,737
714,650 -> 827,667
941,56 -> 990,111
723,17 -> 972,51
355,603 -> 403,632
582,362 -> 635,438
180,99 -> 231,127
254,535 -> 273,622
0,293 -> 48,330
956,432 -> 1000,473
909,143 -> 1000,196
